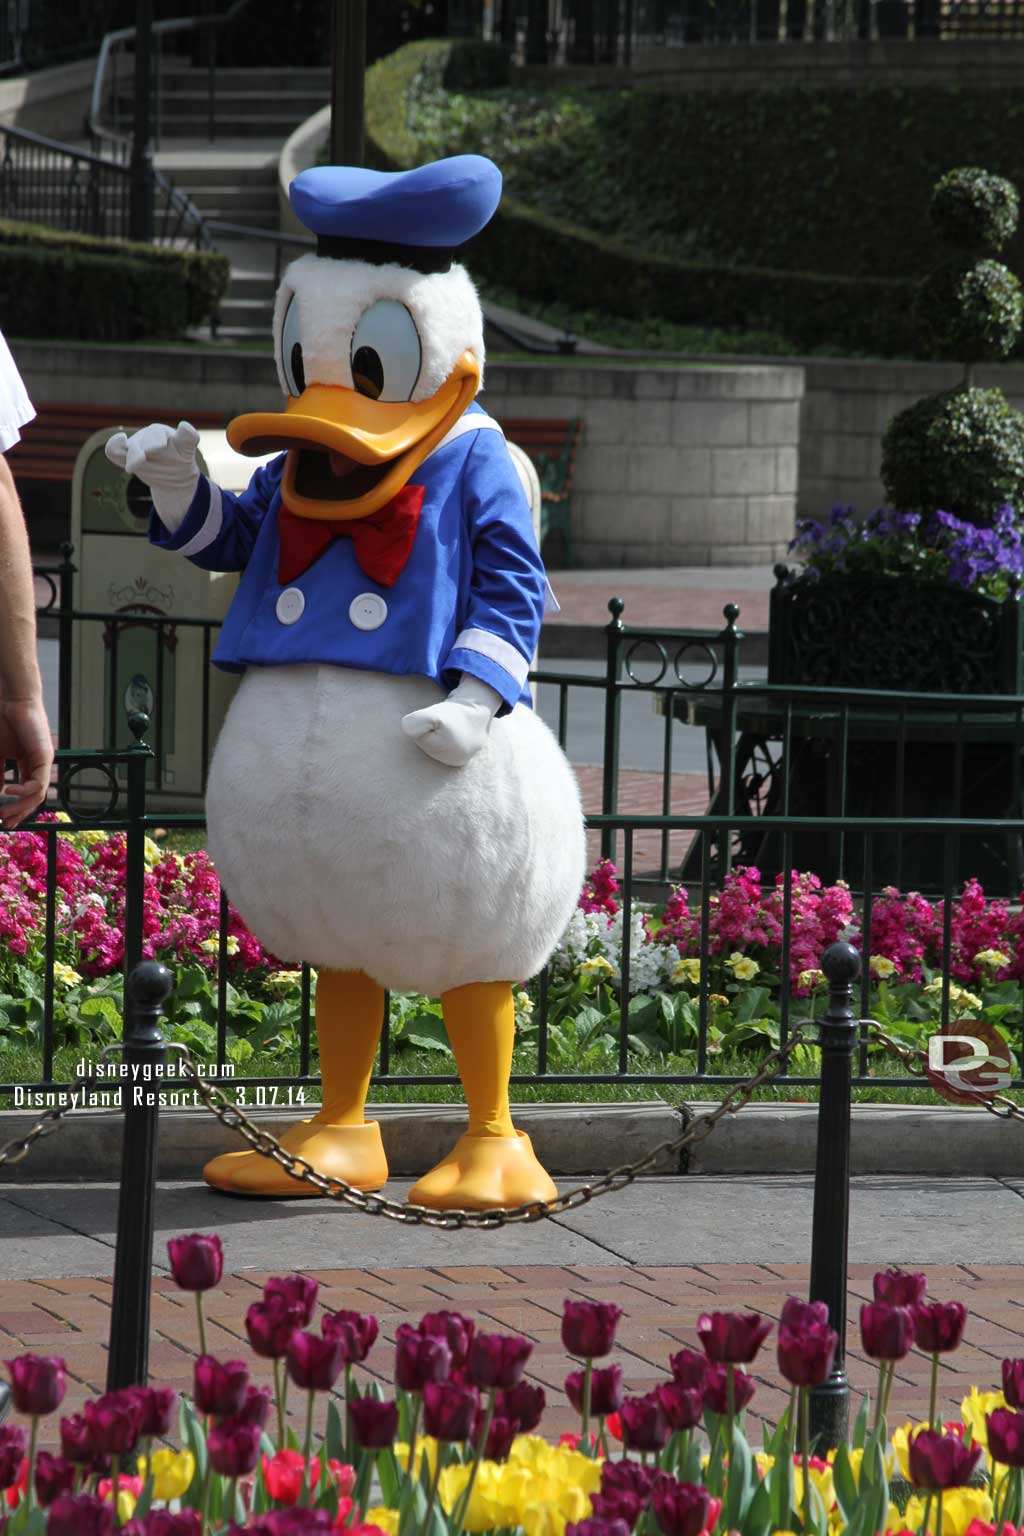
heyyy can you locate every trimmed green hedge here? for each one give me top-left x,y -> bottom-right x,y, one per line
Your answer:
0,220 -> 230,341
365,41 -> 1024,357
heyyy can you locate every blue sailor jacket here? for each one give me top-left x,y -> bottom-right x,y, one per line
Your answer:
148,406 -> 547,713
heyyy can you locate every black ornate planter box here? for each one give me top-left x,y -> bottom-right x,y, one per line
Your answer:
769,570 -> 1024,696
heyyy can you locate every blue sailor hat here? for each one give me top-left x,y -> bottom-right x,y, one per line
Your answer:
289,154 -> 502,275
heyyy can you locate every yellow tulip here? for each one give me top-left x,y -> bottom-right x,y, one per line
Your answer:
961,1387 -> 1006,1447
394,1437 -> 438,1479
116,1489 -> 136,1523
364,1509 -> 399,1536
136,1449 -> 196,1502
891,1422 -> 915,1481
904,1487 -> 993,1536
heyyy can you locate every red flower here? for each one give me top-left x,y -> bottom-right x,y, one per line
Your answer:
860,1303 -> 916,1362
423,1381 -> 479,1442
780,1298 -> 830,1331
348,1397 -> 398,1449
777,1321 -> 838,1387
669,1350 -> 707,1391
481,1414 -> 516,1461
83,1388 -> 147,1456
562,1301 -> 623,1360
915,1302 -> 968,1354
166,1233 -> 222,1292
908,1429 -> 983,1490
247,1298 -> 302,1360
322,1310 -> 378,1365
657,1382 -> 703,1431
207,1418 -> 262,1478
696,1311 -> 772,1365
192,1356 -> 249,1418
137,1387 -> 177,1438
46,1493 -> 117,1535
650,1475 -> 712,1536
498,1381 -> 546,1433
873,1269 -> 928,1307
419,1311 -> 474,1371
620,1393 -> 671,1453
34,1451 -> 76,1506
566,1365 -> 623,1418
467,1332 -> 533,1390
262,1449 -> 321,1505
395,1324 -> 451,1392
264,1275 -> 319,1328
0,1426 -> 26,1489
6,1354 -> 67,1416
59,1414 -> 93,1464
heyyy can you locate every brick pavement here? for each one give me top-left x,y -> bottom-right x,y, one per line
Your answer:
574,765 -> 707,875
544,570 -> 773,636
3,1264 -> 1018,1448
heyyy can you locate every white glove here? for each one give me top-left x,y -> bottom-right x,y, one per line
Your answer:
105,420 -> 201,533
401,674 -> 502,768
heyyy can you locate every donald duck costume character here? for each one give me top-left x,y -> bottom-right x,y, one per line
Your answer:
106,155 -> 586,1210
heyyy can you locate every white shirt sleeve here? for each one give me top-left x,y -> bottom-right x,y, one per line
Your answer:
0,331 -> 35,453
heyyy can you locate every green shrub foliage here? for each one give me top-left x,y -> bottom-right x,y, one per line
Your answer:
882,387 -> 1024,525
0,219 -> 229,340
930,168 -> 1020,253
914,259 -> 1024,363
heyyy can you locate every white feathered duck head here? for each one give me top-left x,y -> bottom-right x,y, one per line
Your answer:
227,156 -> 500,522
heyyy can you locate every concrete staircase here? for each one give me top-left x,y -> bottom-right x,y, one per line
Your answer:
113,65 -> 330,142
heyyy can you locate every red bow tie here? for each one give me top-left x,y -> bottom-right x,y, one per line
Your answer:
277,484 -> 425,588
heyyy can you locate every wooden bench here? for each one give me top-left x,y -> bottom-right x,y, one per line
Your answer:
7,402 -> 226,482
499,416 -> 581,568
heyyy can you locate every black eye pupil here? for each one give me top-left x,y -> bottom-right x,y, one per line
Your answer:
352,346 -> 384,400
290,342 -> 305,395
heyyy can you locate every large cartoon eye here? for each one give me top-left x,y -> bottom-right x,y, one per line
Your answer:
281,294 -> 305,396
350,301 -> 421,402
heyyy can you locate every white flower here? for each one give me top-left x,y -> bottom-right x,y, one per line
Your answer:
514,989 -> 534,1023
727,952 -> 760,981
975,949 -> 1011,970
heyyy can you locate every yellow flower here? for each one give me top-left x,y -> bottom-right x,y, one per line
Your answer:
199,934 -> 239,957
869,955 -> 898,978
673,957 -> 702,985
515,989 -> 535,1021
364,1509 -> 399,1536
975,949 -> 1010,970
438,1463 -> 518,1533
923,980 -> 983,1013
137,1448 -> 195,1502
961,1386 -> 1006,1446
577,955 -> 615,981
266,969 -> 303,995
792,1461 -> 833,1513
143,836 -> 163,867
904,1488 -> 993,1535
799,968 -> 826,988
69,827 -> 108,848
115,1489 -> 137,1522
709,993 -> 730,1008
727,952 -> 760,980
52,962 -> 82,988
839,1444 -> 895,1485
394,1437 -> 438,1479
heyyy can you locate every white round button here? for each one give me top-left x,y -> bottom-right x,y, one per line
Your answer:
276,587 -> 305,625
349,592 -> 388,631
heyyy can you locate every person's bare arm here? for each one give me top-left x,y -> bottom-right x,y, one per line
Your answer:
0,454 -> 52,826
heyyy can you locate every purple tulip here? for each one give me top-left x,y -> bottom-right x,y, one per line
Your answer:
602,1459 -> 655,1501
777,1321 -> 838,1388
859,1302 -> 916,1362
286,1330 -> 344,1392
702,1363 -> 755,1415
46,1493 -> 117,1536
482,1414 -> 517,1461
657,1381 -> 703,1431
562,1300 -> 623,1359
59,1413 -> 93,1464
192,1355 -> 249,1418
499,1381 -> 546,1432
566,1523 -> 632,1536
422,1380 -> 479,1441
780,1298 -> 830,1331
650,1475 -> 712,1536
1004,1359 -> 1024,1411
590,1490 -> 648,1530
987,1408 -> 1024,1468
348,1396 -> 399,1450
122,1514 -> 202,1536
908,1428 -> 982,1490
395,1324 -> 451,1392
166,1233 -> 222,1292
207,1417 -> 262,1477
914,1302 -> 967,1354
6,1353 -> 66,1416
264,1275 -> 319,1327
468,1331 -> 533,1390
244,1514 -> 334,1536
321,1309 -> 378,1365
246,1297 -> 301,1360
0,1424 -> 26,1489
420,1311 -> 475,1371
566,1365 -> 623,1418
620,1392 -> 671,1453
696,1311 -> 772,1365
34,1450 -> 76,1506
235,1385 -> 272,1429
138,1387 -> 177,1438
668,1349 -> 707,1391
873,1269 -> 927,1307
83,1388 -> 146,1456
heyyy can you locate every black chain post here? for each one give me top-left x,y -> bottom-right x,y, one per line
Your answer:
808,941 -> 861,1448
107,962 -> 174,1391
600,596 -> 625,863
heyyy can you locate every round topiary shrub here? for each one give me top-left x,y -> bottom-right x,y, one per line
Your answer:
881,386 -> 1024,524
929,167 -> 1019,253
914,258 -> 1024,362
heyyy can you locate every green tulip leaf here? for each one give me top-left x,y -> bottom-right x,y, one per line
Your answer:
744,1472 -> 773,1536
326,1400 -> 344,1463
852,1393 -> 871,1451
832,1442 -> 859,1520
723,1428 -> 755,1528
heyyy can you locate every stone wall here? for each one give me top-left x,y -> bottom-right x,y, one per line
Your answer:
14,344 -> 804,568
631,39 -> 1024,91
0,58 -> 96,139
798,358 -> 1024,520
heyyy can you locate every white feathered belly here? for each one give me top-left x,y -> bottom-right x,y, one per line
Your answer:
205,665 -> 586,994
